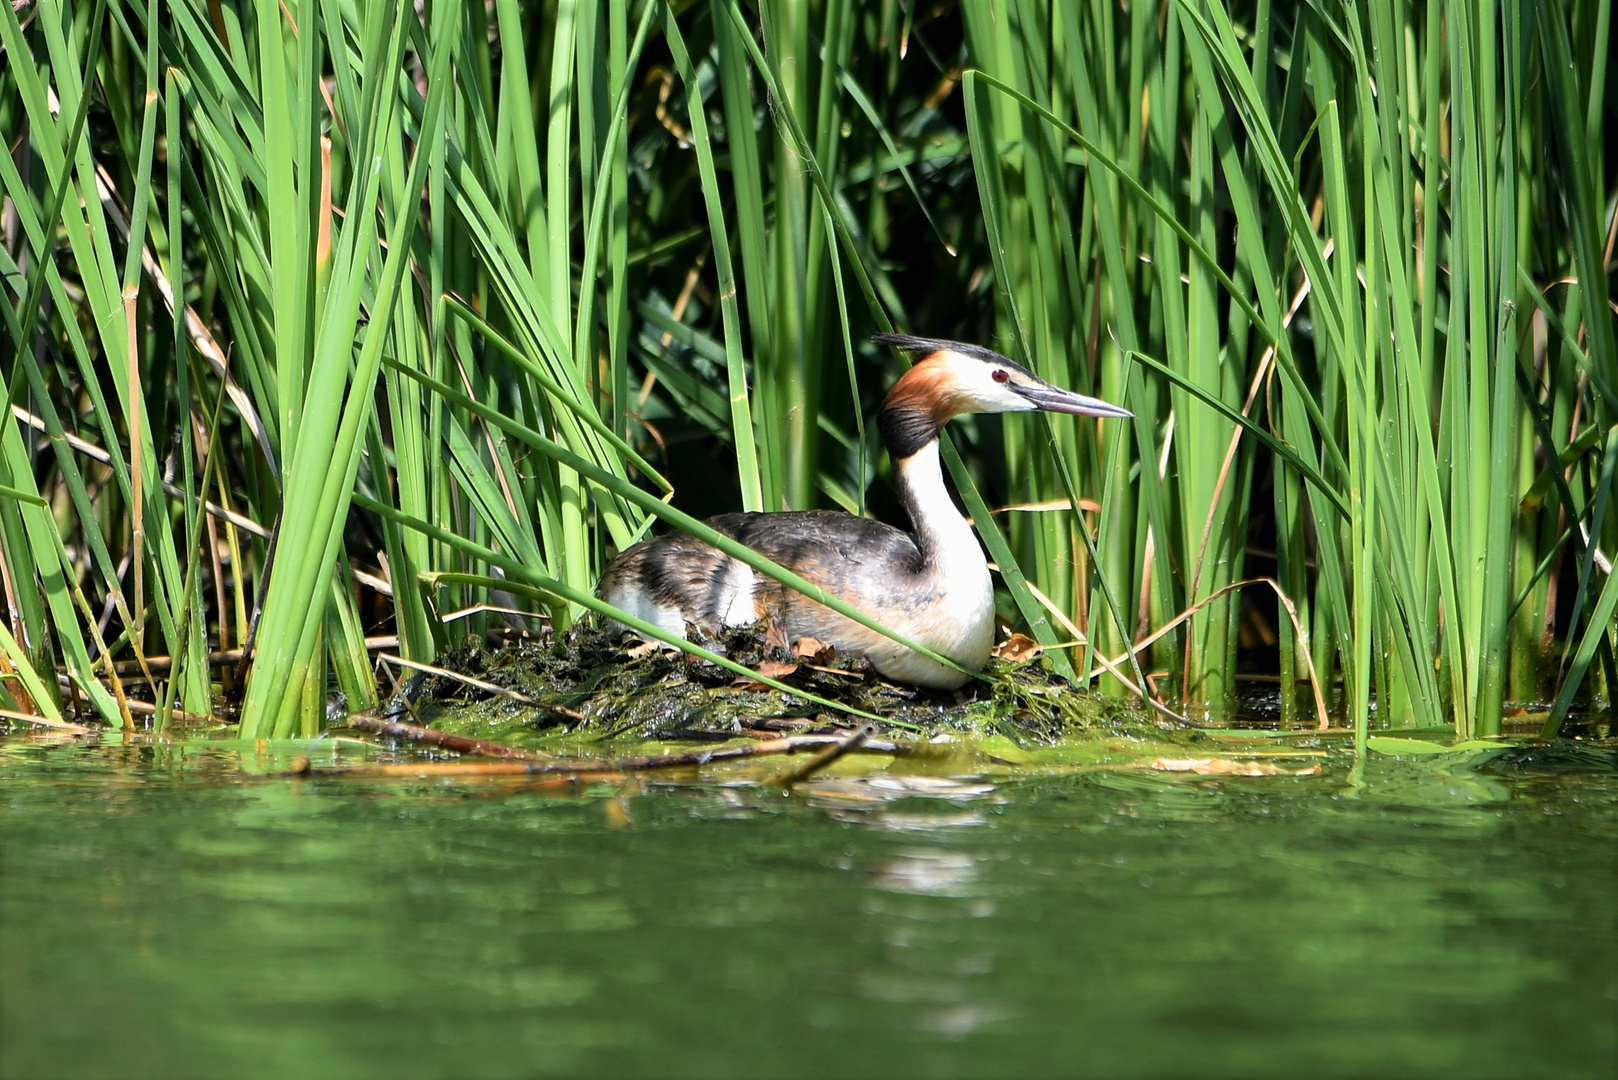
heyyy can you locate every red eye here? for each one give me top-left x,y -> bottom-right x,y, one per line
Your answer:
991,369 -> 1009,384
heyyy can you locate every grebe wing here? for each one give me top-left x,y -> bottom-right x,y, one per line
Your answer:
596,511 -> 924,633
706,511 -> 923,577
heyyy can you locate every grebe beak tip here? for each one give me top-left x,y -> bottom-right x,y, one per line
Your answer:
1016,382 -> 1133,420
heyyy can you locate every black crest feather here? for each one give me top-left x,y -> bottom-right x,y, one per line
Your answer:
871,333 -> 1034,378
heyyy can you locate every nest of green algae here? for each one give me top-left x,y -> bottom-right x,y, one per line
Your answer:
391,621 -> 1153,748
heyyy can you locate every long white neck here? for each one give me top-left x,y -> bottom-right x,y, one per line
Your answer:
894,440 -> 983,573
888,437 -> 996,679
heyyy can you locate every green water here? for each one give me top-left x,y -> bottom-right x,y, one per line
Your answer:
2,736 -> 1615,1078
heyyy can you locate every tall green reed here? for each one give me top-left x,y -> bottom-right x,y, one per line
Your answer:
0,0 -> 1611,741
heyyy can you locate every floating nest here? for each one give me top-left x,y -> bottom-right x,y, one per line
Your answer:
390,621 -> 1153,749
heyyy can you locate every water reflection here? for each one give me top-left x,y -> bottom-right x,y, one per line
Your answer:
1,738 -> 1615,1078
805,773 -> 999,809
868,810 -> 987,831
871,849 -> 979,895
851,845 -> 1009,1040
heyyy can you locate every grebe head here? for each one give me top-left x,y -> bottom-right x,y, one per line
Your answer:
873,334 -> 1132,445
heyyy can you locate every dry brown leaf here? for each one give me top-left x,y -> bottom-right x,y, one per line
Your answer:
791,636 -> 836,664
730,658 -> 798,691
992,632 -> 1042,663
756,659 -> 798,679
763,617 -> 790,652
626,639 -> 677,659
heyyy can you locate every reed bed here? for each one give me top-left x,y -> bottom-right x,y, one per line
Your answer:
0,0 -> 1612,746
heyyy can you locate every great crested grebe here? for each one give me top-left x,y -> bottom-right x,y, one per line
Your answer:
597,333 -> 1132,690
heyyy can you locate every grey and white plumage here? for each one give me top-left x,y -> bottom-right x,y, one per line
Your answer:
597,334 -> 1131,690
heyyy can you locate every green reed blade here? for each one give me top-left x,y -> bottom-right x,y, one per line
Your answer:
662,6 -> 762,513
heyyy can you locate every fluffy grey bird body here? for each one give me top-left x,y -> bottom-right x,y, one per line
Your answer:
596,334 -> 1130,690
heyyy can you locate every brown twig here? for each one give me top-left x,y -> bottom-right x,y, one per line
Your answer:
120,698 -> 215,724
770,723 -> 873,785
292,729 -> 896,779
346,713 -> 548,760
0,707 -> 95,734
743,717 -> 816,733
288,758 -> 623,784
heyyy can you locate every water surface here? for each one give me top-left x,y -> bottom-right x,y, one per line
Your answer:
2,736 -> 1614,1078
